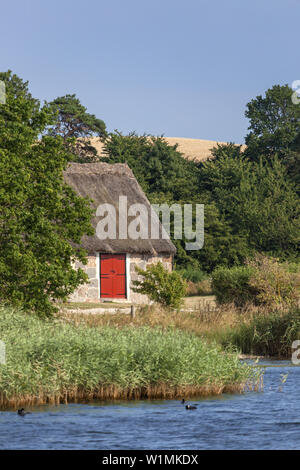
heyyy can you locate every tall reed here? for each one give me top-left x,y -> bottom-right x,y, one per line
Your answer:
0,307 -> 260,408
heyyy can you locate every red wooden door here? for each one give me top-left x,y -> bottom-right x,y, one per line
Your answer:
100,254 -> 126,298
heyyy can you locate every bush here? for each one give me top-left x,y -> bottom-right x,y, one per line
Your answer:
212,255 -> 300,308
221,308 -> 300,357
211,265 -> 257,306
132,262 -> 186,309
246,254 -> 300,308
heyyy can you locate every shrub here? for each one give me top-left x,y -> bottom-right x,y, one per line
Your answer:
132,262 -> 186,309
246,254 -> 300,308
212,255 -> 300,308
211,265 -> 257,306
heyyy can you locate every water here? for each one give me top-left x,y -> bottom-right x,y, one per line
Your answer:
1,360 -> 300,450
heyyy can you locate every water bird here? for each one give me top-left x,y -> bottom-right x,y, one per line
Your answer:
181,398 -> 197,409
17,408 -> 31,416
185,404 -> 197,410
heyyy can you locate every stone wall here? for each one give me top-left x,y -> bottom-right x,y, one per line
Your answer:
69,256 -> 99,303
69,253 -> 173,304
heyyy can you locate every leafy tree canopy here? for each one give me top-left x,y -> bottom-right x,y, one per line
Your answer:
103,131 -> 199,201
0,71 -> 94,315
198,153 -> 300,260
245,84 -> 300,160
210,142 -> 244,161
47,94 -> 107,162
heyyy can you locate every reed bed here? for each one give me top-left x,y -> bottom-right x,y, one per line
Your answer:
0,307 -> 261,408
220,308 -> 300,357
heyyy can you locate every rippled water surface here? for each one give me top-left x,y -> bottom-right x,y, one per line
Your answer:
1,361 -> 300,450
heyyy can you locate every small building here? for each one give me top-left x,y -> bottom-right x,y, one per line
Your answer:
64,163 -> 176,303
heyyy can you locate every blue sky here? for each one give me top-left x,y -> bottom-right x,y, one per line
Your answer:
1,0 -> 299,143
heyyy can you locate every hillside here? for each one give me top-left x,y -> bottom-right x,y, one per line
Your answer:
88,137 -> 245,162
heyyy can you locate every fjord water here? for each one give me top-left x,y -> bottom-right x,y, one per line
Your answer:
0,361 -> 299,450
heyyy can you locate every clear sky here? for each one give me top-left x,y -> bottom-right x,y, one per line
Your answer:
1,0 -> 299,143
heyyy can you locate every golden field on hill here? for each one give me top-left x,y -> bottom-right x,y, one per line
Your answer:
88,136 -> 245,162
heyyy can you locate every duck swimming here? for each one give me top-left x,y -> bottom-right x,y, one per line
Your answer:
17,408 -> 31,416
181,398 -> 197,409
185,404 -> 197,410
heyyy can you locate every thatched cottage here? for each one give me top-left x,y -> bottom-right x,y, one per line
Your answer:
64,163 -> 176,303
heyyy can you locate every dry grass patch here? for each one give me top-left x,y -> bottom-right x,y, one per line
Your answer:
60,302 -> 241,340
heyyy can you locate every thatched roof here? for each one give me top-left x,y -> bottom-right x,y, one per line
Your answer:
64,163 -> 176,255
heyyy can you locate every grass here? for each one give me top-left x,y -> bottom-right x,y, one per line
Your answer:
62,302 -> 131,310
0,306 -> 261,408
61,302 -> 300,359
61,302 -> 236,341
220,308 -> 300,358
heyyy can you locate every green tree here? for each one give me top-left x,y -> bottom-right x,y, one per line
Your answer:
104,132 -> 252,272
210,142 -> 244,161
198,152 -> 250,206
245,84 -> 300,159
103,132 -> 199,200
194,202 -> 251,272
47,94 -> 107,162
198,153 -> 300,260
232,158 -> 300,257
0,71 -> 94,316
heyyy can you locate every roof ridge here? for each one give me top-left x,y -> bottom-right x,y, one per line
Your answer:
65,162 -> 135,178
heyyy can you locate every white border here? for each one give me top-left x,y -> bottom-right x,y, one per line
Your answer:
96,251 -> 100,299
126,253 -> 131,301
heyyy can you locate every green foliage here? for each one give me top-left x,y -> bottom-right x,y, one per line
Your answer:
103,131 -> 254,272
210,142 -> 244,160
198,152 -> 250,202
0,71 -> 94,316
197,85 -> 300,268
103,132 -> 199,200
212,265 -> 257,306
212,256 -> 300,308
193,201 -> 251,272
0,307 -> 258,405
132,262 -> 186,309
235,159 -> 299,256
221,308 -> 300,357
198,154 -> 300,260
245,84 -> 300,159
282,149 -> 300,191
245,84 -> 300,189
177,266 -> 208,283
47,94 -> 107,162
177,267 -> 212,296
247,254 -> 300,308
2,73 -> 299,287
